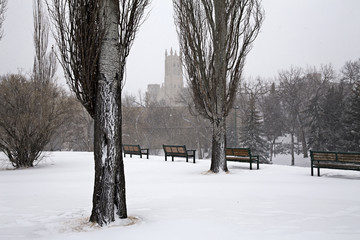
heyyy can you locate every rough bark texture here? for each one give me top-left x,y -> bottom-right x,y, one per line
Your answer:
210,119 -> 228,172
89,0 -> 126,225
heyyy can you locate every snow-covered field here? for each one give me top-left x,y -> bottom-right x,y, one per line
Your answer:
1,152 -> 360,240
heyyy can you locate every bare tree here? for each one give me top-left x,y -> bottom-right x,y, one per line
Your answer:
173,0 -> 264,173
0,0 -> 7,40
0,74 -> 69,168
33,0 -> 56,84
341,59 -> 360,85
47,97 -> 94,151
278,67 -> 305,165
0,0 -> 66,168
48,0 -> 149,226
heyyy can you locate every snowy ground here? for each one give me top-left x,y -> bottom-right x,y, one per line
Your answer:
1,152 -> 360,240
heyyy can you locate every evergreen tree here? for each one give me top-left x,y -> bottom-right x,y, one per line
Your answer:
239,93 -> 269,163
322,85 -> 346,150
343,80 -> 360,151
307,85 -> 345,151
306,92 -> 327,150
263,83 -> 284,162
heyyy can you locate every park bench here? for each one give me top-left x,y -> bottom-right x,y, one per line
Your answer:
310,150 -> 360,176
225,148 -> 259,170
122,144 -> 149,159
163,145 -> 196,163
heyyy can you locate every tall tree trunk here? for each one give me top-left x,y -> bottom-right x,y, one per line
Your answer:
196,126 -> 202,159
115,64 -> 127,219
290,132 -> 295,166
270,138 -> 275,163
210,118 -> 228,173
210,1 -> 228,173
90,0 -> 126,226
298,115 -> 308,158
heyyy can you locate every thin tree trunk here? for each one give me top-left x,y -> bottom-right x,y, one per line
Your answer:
298,115 -> 308,158
90,0 -> 126,225
210,118 -> 228,173
270,138 -> 275,163
196,127 -> 202,159
115,62 -> 127,219
290,132 -> 295,166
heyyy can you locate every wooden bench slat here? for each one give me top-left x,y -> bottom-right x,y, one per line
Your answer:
178,147 -> 185,153
225,149 -> 233,155
312,152 -> 337,161
337,154 -> 360,162
232,148 -> 250,156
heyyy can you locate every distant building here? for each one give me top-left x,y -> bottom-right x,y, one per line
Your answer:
146,48 -> 184,106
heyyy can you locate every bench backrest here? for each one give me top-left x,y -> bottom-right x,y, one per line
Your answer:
337,153 -> 360,163
226,148 -> 251,157
123,144 -> 141,152
311,150 -> 360,164
310,151 -> 337,161
163,145 -> 187,155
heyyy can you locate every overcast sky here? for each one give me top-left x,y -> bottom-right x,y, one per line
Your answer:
0,0 -> 360,95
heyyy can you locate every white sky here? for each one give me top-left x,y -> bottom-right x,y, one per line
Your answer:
0,0 -> 360,95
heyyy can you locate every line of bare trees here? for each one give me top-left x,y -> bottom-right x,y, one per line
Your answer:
231,61 -> 360,166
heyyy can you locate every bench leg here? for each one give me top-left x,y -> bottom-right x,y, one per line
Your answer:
172,156 -> 174,162
250,161 -> 252,170
317,167 -> 320,177
311,166 -> 314,176
193,155 -> 195,164
186,156 -> 188,163
257,160 -> 259,169
147,152 -> 149,159
165,155 -> 167,161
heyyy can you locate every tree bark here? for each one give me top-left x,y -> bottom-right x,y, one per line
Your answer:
210,118 -> 228,172
90,0 -> 126,225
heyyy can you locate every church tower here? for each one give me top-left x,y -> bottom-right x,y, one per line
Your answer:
164,48 -> 183,105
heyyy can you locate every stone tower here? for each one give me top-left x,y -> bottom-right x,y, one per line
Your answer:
164,48 -> 183,105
